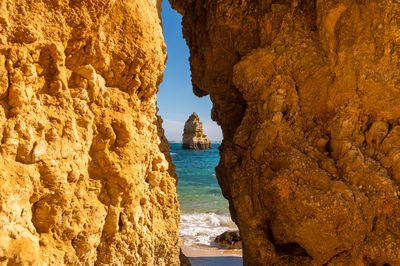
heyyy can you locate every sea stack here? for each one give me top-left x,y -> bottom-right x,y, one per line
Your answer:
182,113 -> 211,150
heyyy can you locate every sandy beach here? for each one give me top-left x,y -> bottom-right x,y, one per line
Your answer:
182,245 -> 243,266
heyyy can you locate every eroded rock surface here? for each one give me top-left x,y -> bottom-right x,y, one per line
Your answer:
214,230 -> 242,249
182,112 -> 211,150
0,0 -> 180,265
170,0 -> 400,265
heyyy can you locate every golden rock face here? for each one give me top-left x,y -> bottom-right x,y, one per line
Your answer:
0,0 -> 180,265
182,112 -> 211,150
170,0 -> 400,264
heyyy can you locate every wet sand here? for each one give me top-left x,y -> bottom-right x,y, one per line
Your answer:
182,245 -> 243,266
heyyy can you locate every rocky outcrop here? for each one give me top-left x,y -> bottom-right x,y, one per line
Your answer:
0,0 -> 180,265
182,112 -> 211,150
214,230 -> 242,249
170,0 -> 400,265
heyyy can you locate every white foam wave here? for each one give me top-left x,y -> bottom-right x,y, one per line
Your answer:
180,212 -> 237,246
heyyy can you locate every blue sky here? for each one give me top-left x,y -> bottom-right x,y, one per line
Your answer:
157,1 -> 222,142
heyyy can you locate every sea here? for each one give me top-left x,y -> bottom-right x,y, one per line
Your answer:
168,143 -> 237,247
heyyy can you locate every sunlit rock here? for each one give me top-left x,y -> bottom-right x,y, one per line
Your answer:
0,0 -> 180,265
182,112 -> 211,150
170,0 -> 400,264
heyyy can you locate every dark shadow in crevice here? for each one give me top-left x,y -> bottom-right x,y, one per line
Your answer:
275,242 -> 312,258
118,213 -> 123,232
266,220 -> 312,259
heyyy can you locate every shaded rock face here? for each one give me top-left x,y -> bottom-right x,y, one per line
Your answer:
182,112 -> 211,150
170,0 -> 400,265
0,0 -> 180,265
214,230 -> 242,249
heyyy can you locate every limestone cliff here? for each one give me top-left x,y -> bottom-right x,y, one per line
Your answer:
0,0 -> 180,265
182,112 -> 211,150
170,0 -> 400,265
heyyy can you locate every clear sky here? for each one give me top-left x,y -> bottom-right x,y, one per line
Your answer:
157,1 -> 222,142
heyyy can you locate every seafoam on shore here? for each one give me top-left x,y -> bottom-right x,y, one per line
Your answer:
180,212 -> 237,246
169,143 -> 242,264
169,143 -> 239,247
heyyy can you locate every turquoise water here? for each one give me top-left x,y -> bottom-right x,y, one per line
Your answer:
169,143 -> 237,246
169,143 -> 228,214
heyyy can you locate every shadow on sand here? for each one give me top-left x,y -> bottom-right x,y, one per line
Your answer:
189,256 -> 243,266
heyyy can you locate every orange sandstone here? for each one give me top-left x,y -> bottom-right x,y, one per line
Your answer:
170,0 -> 400,265
0,0 -> 180,265
182,112 -> 211,150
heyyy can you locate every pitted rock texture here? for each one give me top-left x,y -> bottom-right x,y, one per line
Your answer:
214,230 -> 242,249
170,0 -> 400,265
182,112 -> 211,150
0,0 -> 180,265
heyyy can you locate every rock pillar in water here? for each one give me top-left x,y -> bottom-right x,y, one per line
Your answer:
182,112 -> 211,150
